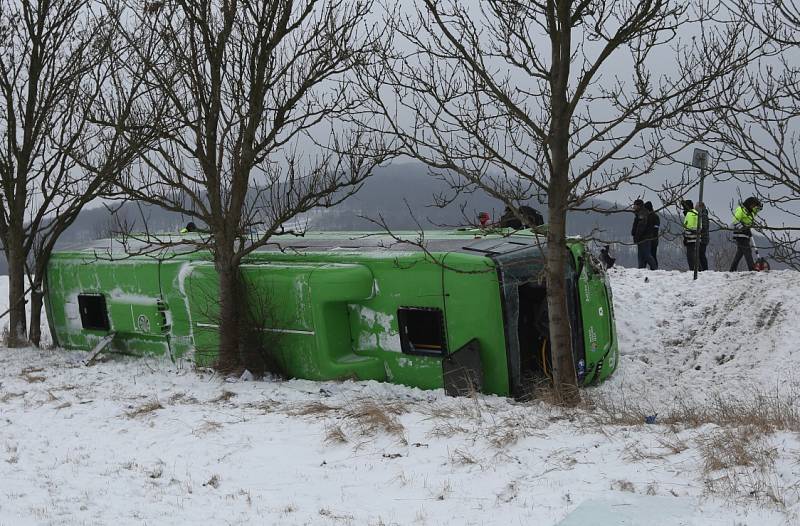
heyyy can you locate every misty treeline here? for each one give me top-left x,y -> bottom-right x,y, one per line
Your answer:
0,0 -> 797,398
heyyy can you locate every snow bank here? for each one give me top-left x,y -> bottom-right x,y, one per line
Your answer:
597,269 -> 800,407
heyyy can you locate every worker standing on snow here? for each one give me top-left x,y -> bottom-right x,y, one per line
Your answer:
631,199 -> 657,270
729,197 -> 762,271
682,200 -> 699,271
644,201 -> 660,268
696,202 -> 710,271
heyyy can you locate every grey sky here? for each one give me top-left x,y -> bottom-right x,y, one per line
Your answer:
379,0 -> 797,229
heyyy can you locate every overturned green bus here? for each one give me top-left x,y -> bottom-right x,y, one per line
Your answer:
44,230 -> 618,397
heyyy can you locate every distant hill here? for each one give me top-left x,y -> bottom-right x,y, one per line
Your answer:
0,162 -> 782,273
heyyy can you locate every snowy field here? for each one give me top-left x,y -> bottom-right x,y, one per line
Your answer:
2,269 -> 800,525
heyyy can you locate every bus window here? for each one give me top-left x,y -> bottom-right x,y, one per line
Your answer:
398,307 -> 447,356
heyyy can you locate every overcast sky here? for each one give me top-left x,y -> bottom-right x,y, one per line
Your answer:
375,1 -> 797,228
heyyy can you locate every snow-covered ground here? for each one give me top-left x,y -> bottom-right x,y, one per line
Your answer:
1,269 -> 800,525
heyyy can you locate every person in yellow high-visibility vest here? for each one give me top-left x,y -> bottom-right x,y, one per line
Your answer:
180,222 -> 197,234
682,200 -> 699,271
729,197 -> 762,271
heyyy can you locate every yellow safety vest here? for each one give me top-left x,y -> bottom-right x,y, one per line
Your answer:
683,209 -> 698,243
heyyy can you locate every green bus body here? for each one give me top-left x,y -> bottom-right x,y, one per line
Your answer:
44,230 -> 618,396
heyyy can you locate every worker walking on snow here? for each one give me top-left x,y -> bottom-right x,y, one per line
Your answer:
729,197 -> 762,271
682,200 -> 699,271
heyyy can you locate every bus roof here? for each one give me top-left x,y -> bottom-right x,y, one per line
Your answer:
54,229 -> 562,259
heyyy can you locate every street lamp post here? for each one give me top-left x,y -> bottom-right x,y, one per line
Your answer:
692,148 -> 709,280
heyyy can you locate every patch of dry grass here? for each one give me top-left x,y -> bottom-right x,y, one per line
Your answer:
697,426 -> 773,473
427,419 -> 472,438
485,414 -> 544,448
424,398 -> 544,448
168,392 -> 199,405
192,420 -> 223,436
611,479 -> 635,493
449,447 -> 479,466
324,423 -> 348,444
125,399 -> 164,418
210,390 -> 236,403
695,425 -> 794,507
0,391 -> 25,403
622,441 -> 671,463
20,373 -> 46,383
583,389 -> 800,507
586,390 -> 800,432
423,398 -> 485,439
522,379 -> 582,408
657,433 -> 690,455
290,401 -> 340,417
343,400 -> 406,437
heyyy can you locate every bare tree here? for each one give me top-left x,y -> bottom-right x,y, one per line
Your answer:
691,0 -> 800,268
0,0 -> 131,346
91,0 -> 388,372
360,0 -> 750,401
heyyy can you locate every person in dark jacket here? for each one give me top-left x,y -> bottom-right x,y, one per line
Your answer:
631,199 -> 657,269
644,201 -> 660,268
729,196 -> 762,271
499,205 -> 544,229
696,201 -> 710,271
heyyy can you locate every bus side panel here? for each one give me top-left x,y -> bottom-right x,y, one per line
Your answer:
183,260 -> 386,381
45,255 -> 170,356
346,255 -> 447,391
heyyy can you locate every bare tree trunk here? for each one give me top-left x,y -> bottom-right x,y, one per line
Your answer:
29,282 -> 45,347
547,21 -> 579,402
545,186 -> 578,403
6,236 -> 28,347
216,257 -> 242,374
0,1 -> 122,349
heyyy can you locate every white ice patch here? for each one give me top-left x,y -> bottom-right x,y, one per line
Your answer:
352,305 -> 401,352
380,332 -> 403,353
63,298 -> 82,330
176,261 -> 196,296
370,279 -> 380,299
357,306 -> 394,333
358,332 -> 378,349
108,288 -> 158,306
176,262 -> 202,343
294,276 -> 309,298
